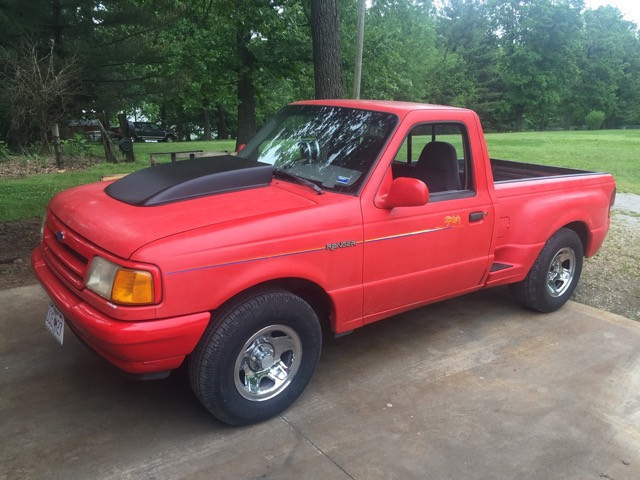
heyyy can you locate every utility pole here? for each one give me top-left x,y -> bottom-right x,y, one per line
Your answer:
353,0 -> 366,99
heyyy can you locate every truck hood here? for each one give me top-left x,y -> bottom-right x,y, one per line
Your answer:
105,156 -> 273,206
49,181 -> 317,259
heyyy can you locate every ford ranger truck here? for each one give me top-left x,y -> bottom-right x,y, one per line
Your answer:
32,100 -> 616,425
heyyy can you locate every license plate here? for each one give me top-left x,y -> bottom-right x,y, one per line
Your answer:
45,302 -> 65,345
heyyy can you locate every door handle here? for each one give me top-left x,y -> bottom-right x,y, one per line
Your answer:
469,211 -> 485,222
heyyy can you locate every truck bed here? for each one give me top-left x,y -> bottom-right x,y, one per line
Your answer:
491,158 -> 595,182
490,158 -> 615,286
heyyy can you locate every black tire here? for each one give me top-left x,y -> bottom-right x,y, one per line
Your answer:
164,134 -> 175,143
188,288 -> 322,425
509,228 -> 583,313
118,137 -> 133,154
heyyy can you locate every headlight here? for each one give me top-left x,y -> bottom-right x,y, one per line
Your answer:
86,256 -> 155,305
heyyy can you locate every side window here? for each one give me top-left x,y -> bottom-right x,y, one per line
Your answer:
392,123 -> 473,194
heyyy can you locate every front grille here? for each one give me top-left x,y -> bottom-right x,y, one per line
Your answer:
42,214 -> 95,291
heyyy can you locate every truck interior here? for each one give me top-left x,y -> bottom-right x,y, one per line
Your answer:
392,123 -> 473,194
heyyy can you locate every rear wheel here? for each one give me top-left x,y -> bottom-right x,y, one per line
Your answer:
509,228 -> 583,313
189,288 -> 322,425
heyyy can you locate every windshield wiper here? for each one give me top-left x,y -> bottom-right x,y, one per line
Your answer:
273,168 -> 324,195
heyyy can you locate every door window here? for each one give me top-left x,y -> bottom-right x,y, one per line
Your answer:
392,123 -> 474,196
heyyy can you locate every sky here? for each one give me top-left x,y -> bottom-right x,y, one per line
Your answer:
584,0 -> 640,25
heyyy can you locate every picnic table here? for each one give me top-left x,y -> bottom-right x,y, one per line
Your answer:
149,150 -> 204,166
149,150 -> 233,166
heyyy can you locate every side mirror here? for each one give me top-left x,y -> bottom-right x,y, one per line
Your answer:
378,177 -> 429,209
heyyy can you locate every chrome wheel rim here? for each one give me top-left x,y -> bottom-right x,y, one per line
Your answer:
546,247 -> 576,298
234,325 -> 302,401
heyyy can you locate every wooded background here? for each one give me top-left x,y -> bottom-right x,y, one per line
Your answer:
1,0 -> 639,148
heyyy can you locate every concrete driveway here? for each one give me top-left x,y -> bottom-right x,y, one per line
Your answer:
1,285 -> 639,480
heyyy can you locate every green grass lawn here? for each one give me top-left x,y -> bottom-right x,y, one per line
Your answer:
0,131 -> 637,223
484,130 -> 639,193
0,140 -> 236,222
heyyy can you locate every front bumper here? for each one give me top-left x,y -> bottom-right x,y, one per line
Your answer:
32,246 -> 210,375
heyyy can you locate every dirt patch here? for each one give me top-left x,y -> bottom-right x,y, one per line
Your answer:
1,200 -> 639,321
0,217 -> 41,289
0,155 -> 101,178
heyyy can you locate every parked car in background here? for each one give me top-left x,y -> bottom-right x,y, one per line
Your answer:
130,122 -> 177,142
85,130 -> 102,142
67,119 -> 102,141
110,122 -> 177,142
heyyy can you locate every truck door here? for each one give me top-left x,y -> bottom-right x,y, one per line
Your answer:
361,122 -> 494,321
147,123 -> 163,140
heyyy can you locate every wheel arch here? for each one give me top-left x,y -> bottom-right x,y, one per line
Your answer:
561,221 -> 588,257
212,277 -> 335,335
509,224 -> 585,313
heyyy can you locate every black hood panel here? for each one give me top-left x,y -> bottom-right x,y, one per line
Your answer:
105,155 -> 273,206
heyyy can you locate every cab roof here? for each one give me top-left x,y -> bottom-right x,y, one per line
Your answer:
293,99 -> 472,116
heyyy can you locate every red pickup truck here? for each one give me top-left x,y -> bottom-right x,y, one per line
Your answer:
33,100 -> 616,425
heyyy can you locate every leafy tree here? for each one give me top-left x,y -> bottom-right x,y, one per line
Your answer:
2,0 -> 640,146
354,0 -> 477,110
0,0 -> 184,127
486,0 -> 583,130
437,0 -> 508,130
152,2 -> 238,140
568,6 -> 640,127
356,0 -> 436,101
158,0 -> 313,145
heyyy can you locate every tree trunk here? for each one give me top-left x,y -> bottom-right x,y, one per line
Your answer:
236,29 -> 257,150
97,114 -> 118,163
310,0 -> 343,99
215,104 -> 229,140
52,0 -> 62,48
514,112 -> 523,132
203,107 -> 212,141
118,114 -> 135,163
160,103 -> 167,128
51,123 -> 63,168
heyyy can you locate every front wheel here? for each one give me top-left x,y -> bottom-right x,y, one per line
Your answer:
188,288 -> 322,425
509,228 -> 584,313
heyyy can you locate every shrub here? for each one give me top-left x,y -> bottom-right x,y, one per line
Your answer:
585,110 -> 605,130
0,142 -> 10,161
60,133 -> 92,157
1,40 -> 80,149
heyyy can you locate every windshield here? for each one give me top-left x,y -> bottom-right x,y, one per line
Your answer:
237,105 -> 398,194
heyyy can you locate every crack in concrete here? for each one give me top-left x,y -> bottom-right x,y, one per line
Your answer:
279,414 -> 356,480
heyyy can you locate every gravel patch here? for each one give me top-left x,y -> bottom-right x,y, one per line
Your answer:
572,192 -> 640,321
613,192 -> 640,214
611,192 -> 640,229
